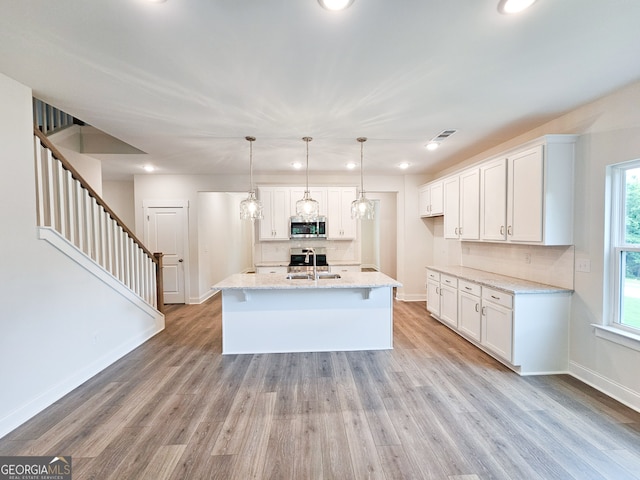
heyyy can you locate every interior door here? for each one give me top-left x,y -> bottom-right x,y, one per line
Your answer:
145,204 -> 188,304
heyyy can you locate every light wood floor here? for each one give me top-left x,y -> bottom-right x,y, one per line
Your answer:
2,297 -> 640,480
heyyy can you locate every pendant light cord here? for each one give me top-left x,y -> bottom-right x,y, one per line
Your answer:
303,136 -> 312,192
357,137 -> 367,194
246,135 -> 256,192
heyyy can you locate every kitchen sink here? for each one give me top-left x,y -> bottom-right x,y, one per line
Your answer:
317,273 -> 341,279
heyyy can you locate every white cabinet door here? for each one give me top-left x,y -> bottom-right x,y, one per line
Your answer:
430,181 -> 444,216
327,187 -> 357,239
419,185 -> 431,217
443,176 -> 460,239
459,168 -> 480,240
481,300 -> 513,362
419,181 -> 444,217
258,187 -> 291,241
426,279 -> 440,317
440,284 -> 458,328
507,145 -> 543,243
480,158 -> 507,241
458,291 -> 481,342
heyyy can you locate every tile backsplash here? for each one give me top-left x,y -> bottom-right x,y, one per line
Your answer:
460,241 -> 574,290
255,239 -> 358,264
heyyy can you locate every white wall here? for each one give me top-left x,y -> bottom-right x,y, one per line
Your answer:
198,192 -> 253,302
0,73 -> 164,439
48,125 -> 103,196
103,180 -> 135,229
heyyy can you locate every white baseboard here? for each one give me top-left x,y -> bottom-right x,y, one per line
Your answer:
396,293 -> 427,302
569,361 -> 640,413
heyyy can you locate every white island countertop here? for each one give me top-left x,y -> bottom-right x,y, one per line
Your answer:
213,271 -> 401,291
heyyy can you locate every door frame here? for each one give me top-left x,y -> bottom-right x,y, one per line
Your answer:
143,199 -> 190,304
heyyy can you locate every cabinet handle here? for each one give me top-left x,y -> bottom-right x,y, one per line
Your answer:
465,286 -> 472,291
475,303 -> 479,312
500,226 -> 505,235
481,306 -> 486,316
459,227 -> 463,235
435,286 -> 440,294
507,225 -> 512,236
454,227 -> 458,235
491,295 -> 501,300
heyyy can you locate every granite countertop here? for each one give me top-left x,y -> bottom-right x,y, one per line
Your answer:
426,265 -> 572,294
213,271 -> 402,290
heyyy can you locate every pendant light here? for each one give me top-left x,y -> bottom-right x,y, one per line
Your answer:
351,137 -> 375,220
239,136 -> 263,220
295,136 -> 320,220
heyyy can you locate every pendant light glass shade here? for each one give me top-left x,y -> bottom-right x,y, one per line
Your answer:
295,137 -> 320,220
351,137 -> 375,220
239,136 -> 263,220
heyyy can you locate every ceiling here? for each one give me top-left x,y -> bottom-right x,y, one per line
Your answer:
2,0 -> 640,180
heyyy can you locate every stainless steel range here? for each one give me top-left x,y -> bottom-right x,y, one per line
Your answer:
287,247 -> 329,274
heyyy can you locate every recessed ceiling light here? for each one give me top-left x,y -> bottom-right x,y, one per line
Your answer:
497,0 -> 537,14
143,164 -> 155,172
425,142 -> 439,151
291,162 -> 303,170
398,162 -> 411,170
318,0 -> 354,11
346,162 -> 357,170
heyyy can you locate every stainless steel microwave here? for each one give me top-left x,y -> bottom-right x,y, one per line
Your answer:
289,216 -> 327,239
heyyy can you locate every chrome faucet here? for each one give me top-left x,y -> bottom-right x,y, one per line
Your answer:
304,247 -> 317,280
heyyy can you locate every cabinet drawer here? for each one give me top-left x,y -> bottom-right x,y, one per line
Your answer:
441,274 -> 457,288
482,287 -> 513,309
459,280 -> 480,296
426,270 -> 440,282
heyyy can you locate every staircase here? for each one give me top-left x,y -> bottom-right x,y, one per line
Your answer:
32,99 -> 164,312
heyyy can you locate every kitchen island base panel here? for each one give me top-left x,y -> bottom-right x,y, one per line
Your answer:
221,286 -> 394,354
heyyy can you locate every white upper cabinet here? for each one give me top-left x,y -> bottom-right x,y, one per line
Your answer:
459,168 -> 480,240
443,176 -> 460,239
445,169 -> 480,240
419,180 -> 444,217
327,187 -> 357,240
479,135 -> 576,245
480,158 -> 508,241
258,187 -> 291,241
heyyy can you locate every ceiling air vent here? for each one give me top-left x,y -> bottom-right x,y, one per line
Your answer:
425,129 -> 457,151
431,129 -> 457,142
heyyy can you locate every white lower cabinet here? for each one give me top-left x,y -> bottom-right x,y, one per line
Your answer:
439,275 -> 458,328
255,266 -> 288,274
330,265 -> 361,273
426,268 -> 571,375
458,280 -> 481,342
481,288 -> 514,362
426,270 -> 441,317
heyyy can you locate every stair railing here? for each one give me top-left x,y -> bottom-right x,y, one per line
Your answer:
33,128 -> 164,312
33,98 -> 76,135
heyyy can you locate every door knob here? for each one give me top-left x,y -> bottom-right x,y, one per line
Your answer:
178,259 -> 184,263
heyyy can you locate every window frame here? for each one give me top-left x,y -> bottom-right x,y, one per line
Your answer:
609,162 -> 640,335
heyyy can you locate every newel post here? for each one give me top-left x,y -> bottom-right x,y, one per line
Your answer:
154,252 -> 164,313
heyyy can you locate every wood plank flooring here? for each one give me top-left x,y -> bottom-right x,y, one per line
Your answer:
1,296 -> 640,479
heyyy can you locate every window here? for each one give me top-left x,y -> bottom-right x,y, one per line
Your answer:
611,163 -> 640,333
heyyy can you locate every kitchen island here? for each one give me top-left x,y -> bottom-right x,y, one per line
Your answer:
212,272 -> 402,354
